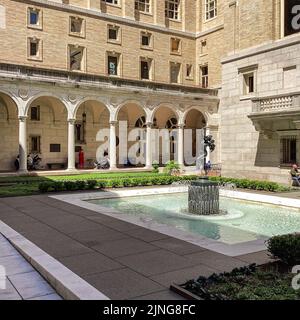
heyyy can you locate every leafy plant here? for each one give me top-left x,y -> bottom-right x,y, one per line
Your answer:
38,182 -> 52,193
163,160 -> 181,175
87,180 -> 97,189
152,161 -> 160,173
267,233 -> 300,266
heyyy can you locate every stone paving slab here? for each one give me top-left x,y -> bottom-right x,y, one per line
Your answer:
0,234 -> 62,300
0,194 -> 272,300
83,268 -> 164,300
58,252 -> 123,277
92,238 -> 158,258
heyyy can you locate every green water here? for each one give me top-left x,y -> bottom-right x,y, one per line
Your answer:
89,193 -> 300,244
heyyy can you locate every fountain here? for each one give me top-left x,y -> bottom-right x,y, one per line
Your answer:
188,178 -> 220,215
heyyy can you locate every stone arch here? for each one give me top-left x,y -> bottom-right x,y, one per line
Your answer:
0,91 -> 19,171
73,96 -> 109,120
74,98 -> 110,168
25,92 -> 69,117
114,100 -> 146,123
182,106 -> 208,126
151,103 -> 179,128
116,101 -> 147,168
0,91 -> 19,121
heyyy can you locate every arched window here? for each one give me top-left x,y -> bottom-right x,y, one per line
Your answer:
135,116 -> 146,128
166,117 -> 178,129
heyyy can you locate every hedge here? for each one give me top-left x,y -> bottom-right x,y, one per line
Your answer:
209,176 -> 290,192
38,175 -> 199,193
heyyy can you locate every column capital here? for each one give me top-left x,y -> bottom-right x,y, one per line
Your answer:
18,116 -> 28,122
146,122 -> 153,128
68,118 -> 76,125
177,123 -> 185,129
110,120 -> 118,126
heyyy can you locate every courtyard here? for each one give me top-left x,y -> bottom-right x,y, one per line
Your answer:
0,169 -> 299,301
1,0 -> 300,307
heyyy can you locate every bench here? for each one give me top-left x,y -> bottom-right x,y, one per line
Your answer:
47,163 -> 66,170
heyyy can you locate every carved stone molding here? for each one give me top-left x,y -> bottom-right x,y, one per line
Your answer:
18,89 -> 29,100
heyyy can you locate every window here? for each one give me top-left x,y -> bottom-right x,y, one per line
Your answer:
166,117 -> 178,129
135,0 -> 151,13
165,0 -> 180,20
140,58 -> 152,80
28,8 -> 41,28
28,38 -> 41,60
107,53 -> 120,76
69,45 -> 85,71
200,40 -> 207,55
30,106 -> 40,121
30,136 -> 41,153
205,0 -> 217,20
170,62 -> 181,84
243,72 -> 255,94
170,38 -> 181,54
281,136 -> 297,165
70,16 -> 85,37
186,64 -> 193,79
135,116 -> 147,128
200,65 -> 208,88
102,0 -> 118,4
141,32 -> 152,48
239,65 -> 258,96
50,144 -> 61,153
108,25 -> 120,43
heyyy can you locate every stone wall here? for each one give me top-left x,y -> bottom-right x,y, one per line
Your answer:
220,35 -> 300,184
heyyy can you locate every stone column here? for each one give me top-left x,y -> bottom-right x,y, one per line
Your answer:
109,121 -> 117,170
67,119 -> 76,171
146,122 -> 153,169
178,124 -> 184,168
18,116 -> 28,173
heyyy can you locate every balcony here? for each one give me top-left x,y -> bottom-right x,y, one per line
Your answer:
248,93 -> 300,139
251,93 -> 300,116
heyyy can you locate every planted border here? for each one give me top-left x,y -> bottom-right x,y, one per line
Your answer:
38,175 -> 199,193
209,177 -> 290,192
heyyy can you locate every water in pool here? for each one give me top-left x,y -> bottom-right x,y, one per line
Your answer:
88,193 -> 300,245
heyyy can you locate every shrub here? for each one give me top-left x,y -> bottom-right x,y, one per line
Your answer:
111,179 -> 123,188
38,182 -> 52,193
75,180 -> 86,190
97,181 -> 107,189
87,180 -> 97,190
152,161 -> 160,173
64,181 -> 78,191
122,178 -> 133,187
208,176 -> 289,192
52,181 -> 65,192
163,160 -> 180,175
267,233 -> 300,266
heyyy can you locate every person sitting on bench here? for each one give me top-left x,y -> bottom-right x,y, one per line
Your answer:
290,164 -> 300,186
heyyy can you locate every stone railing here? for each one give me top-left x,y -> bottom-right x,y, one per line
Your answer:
252,94 -> 300,113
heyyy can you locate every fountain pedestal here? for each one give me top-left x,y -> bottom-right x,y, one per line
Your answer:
188,179 -> 219,215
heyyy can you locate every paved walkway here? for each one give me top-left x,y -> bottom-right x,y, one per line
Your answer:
0,234 -> 62,300
0,195 -> 272,300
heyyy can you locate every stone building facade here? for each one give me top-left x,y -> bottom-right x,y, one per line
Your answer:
0,0 -> 299,183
